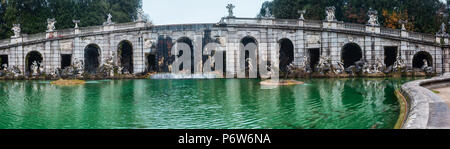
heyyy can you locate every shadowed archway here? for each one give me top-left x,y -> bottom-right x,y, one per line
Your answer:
84,44 -> 100,74
342,43 -> 363,68
241,36 -> 258,78
118,40 -> 134,74
413,51 -> 433,69
279,38 -> 294,73
25,51 -> 43,74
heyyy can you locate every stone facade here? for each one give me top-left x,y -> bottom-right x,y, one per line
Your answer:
0,17 -> 449,77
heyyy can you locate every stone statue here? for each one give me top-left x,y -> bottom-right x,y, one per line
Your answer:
39,65 -> 44,75
299,56 -> 311,72
73,58 -> 84,76
47,18 -> 56,32
399,20 -> 407,30
374,58 -> 385,73
226,3 -> 235,18
31,61 -> 39,76
102,55 -> 115,76
325,6 -> 336,22
422,59 -> 433,73
104,13 -> 114,25
118,66 -> 123,75
2,64 -> 8,71
362,63 -> 373,74
367,9 -> 379,26
11,24 -> 21,38
264,7 -> 274,19
137,9 -> 145,22
246,58 -> 254,73
393,55 -> 406,72
73,20 -> 80,29
437,23 -> 448,36
333,60 -> 345,74
298,10 -> 306,20
317,56 -> 331,73
144,39 -> 154,49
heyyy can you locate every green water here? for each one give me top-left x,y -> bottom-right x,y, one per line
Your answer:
0,78 -> 413,129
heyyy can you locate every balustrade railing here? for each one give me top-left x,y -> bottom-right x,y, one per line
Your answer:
0,39 -> 9,45
304,20 -> 322,28
381,27 -> 400,36
343,23 -> 365,32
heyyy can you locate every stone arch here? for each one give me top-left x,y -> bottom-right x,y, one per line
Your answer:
156,35 -> 173,72
278,38 -> 294,73
117,40 -> 134,74
412,51 -> 433,69
176,37 -> 194,73
25,51 -> 43,74
240,36 -> 259,78
84,44 -> 101,74
341,42 -> 363,68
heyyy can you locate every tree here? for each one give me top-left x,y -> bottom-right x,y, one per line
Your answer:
258,0 -> 447,34
0,0 -> 143,39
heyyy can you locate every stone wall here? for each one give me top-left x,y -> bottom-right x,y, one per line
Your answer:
400,76 -> 450,129
0,18 -> 447,76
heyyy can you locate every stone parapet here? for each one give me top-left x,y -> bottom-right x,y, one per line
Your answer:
400,76 -> 450,129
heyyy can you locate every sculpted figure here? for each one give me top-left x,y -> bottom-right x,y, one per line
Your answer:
47,18 -> 56,32
367,9 -> 379,26
11,24 -> 21,38
325,6 -> 336,22
226,3 -> 235,18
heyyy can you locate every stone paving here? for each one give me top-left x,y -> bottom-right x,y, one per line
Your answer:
434,87 -> 450,107
400,76 -> 450,129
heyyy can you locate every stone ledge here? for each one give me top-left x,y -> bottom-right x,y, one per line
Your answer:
400,76 -> 450,129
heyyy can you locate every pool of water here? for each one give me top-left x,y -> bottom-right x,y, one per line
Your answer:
0,78 -> 414,129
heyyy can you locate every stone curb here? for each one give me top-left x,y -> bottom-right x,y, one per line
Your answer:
400,76 -> 450,129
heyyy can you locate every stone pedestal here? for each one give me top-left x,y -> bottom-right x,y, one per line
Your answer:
46,31 -> 58,38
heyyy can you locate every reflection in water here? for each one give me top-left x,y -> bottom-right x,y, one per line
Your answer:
0,78 -> 413,129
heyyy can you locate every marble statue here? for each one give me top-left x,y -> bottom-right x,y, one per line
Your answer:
11,24 -> 21,38
264,7 -> 274,19
317,56 -> 331,73
226,3 -> 235,18
246,58 -> 254,73
47,18 -> 56,32
325,6 -> 336,22
144,39 -> 154,49
393,55 -> 406,72
31,61 -> 39,76
399,20 -> 407,30
73,20 -> 80,29
299,56 -> 311,72
367,9 -> 379,26
298,10 -> 306,20
362,63 -> 373,74
137,9 -> 145,22
118,66 -> 123,75
374,58 -> 385,73
422,59 -> 433,73
437,23 -> 448,36
73,58 -> 84,76
2,64 -> 7,71
333,61 -> 345,74
104,13 -> 114,25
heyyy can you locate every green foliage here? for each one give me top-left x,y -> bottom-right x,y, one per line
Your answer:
0,0 -> 142,39
259,0 -> 447,34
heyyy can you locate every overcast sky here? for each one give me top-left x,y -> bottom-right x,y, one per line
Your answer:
142,0 -> 267,25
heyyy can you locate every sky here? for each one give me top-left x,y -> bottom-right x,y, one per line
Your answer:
143,0 -> 267,25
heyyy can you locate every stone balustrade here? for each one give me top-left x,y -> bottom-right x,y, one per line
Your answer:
400,76 -> 450,129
